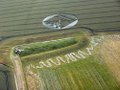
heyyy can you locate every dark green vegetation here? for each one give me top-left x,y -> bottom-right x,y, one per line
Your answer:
0,65 -> 16,90
16,37 -> 77,57
21,33 -> 89,61
0,0 -> 120,40
0,72 -> 8,90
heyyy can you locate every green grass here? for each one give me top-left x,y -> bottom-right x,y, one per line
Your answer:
21,33 -> 120,90
0,72 -> 7,90
24,55 -> 120,90
0,65 -> 16,90
21,33 -> 89,62
15,37 -> 77,57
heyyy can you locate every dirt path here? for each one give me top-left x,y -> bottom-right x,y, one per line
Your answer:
10,50 -> 26,90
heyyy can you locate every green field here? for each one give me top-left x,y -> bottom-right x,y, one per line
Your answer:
18,33 -> 120,90
29,56 -> 119,90
0,0 -> 120,90
22,45 -> 120,90
0,30 -> 120,90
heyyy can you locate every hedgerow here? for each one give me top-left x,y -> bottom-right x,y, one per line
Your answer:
16,37 -> 77,57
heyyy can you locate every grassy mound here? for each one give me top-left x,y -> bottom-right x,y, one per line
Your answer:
22,35 -> 89,61
15,37 -> 77,57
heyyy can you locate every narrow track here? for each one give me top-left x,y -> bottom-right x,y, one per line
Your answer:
10,49 -> 26,90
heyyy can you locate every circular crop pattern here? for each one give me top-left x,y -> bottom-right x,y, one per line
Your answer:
42,13 -> 78,30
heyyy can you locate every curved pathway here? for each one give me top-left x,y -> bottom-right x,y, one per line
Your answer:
10,49 -> 26,90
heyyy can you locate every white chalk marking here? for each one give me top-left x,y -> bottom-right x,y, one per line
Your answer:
65,53 -> 78,63
77,50 -> 88,58
86,45 -> 94,55
27,36 -> 106,69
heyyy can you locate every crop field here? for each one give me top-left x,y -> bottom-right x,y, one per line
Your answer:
0,0 -> 120,40
16,33 -> 119,90
0,0 -> 120,90
23,56 -> 120,90
0,29 -> 120,90
99,35 -> 120,83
